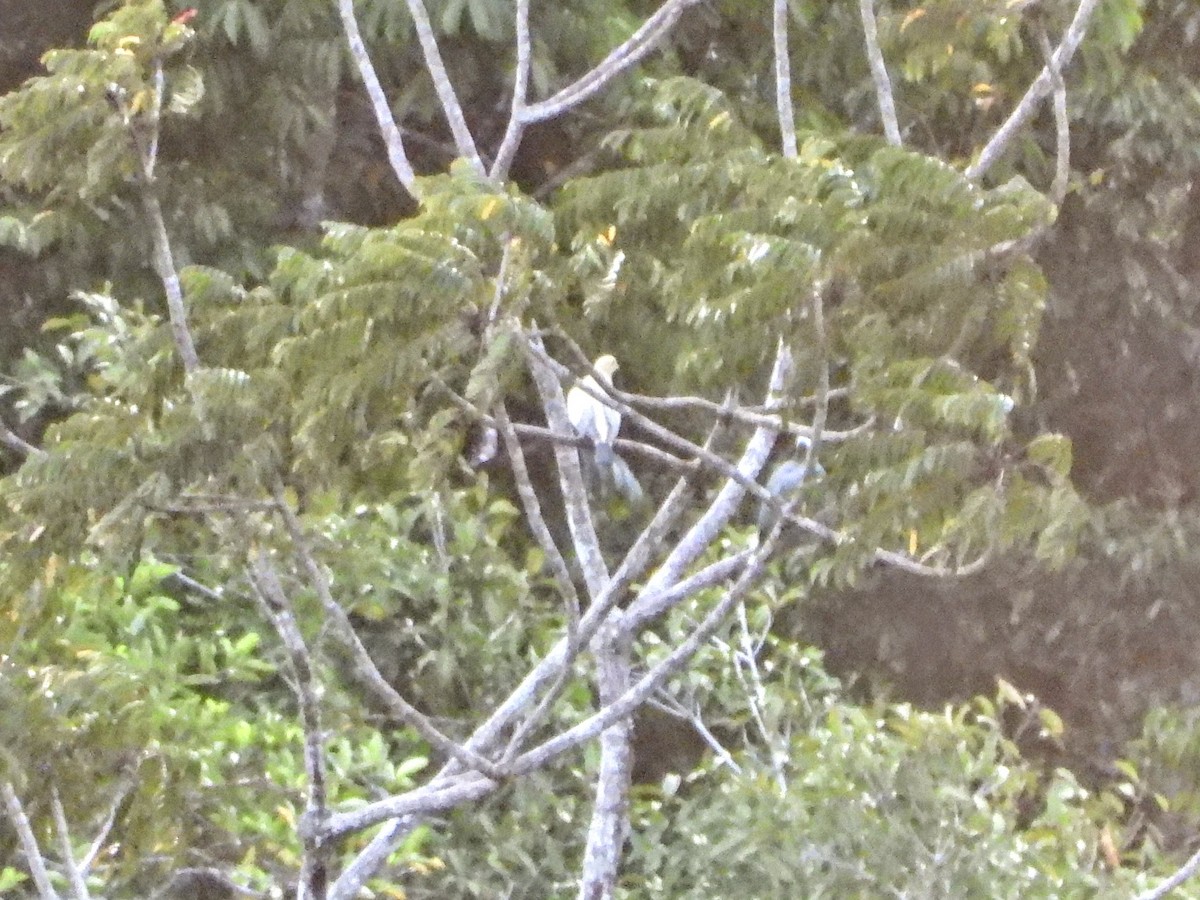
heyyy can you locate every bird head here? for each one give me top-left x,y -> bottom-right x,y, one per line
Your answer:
593,354 -> 619,384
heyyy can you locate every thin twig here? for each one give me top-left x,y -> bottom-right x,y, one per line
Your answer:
2,781 -> 62,900
248,554 -> 329,900
649,694 -> 742,774
490,0 -> 531,181
733,603 -> 786,791
495,402 -> 580,627
270,486 -> 505,780
79,773 -> 136,875
1036,22 -> 1070,206
966,0 -> 1100,180
859,0 -> 902,146
522,0 -> 704,124
1135,844 -> 1200,900
50,787 -> 91,900
0,418 -> 45,458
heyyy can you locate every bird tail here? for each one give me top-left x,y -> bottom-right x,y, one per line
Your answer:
594,441 -> 615,468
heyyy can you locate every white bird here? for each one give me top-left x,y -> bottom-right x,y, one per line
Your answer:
566,354 -> 621,468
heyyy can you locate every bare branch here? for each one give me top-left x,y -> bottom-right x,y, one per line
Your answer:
496,402 -> 581,625
966,0 -> 1101,181
649,693 -> 742,773
270,485 -> 505,780
1036,22 -> 1070,206
773,0 -> 798,159
490,0 -> 532,181
247,553 -> 330,900
2,781 -> 62,900
733,603 -> 786,791
522,333 -> 609,600
400,0 -> 485,172
0,418 -> 45,458
79,771 -> 136,876
859,0 -> 901,146
623,343 -> 793,633
522,0 -> 704,125
1136,844 -> 1200,900
110,74 -> 200,373
334,0 -> 418,194
320,772 -> 496,850
578,623 -> 634,899
511,537 -> 778,777
50,788 -> 91,900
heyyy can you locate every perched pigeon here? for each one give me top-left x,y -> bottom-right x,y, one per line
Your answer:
566,354 -> 621,468
758,436 -> 825,530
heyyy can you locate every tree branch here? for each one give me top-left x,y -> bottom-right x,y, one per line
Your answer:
773,0 -> 798,159
966,0 -> 1100,181
2,781 -> 62,900
0,418 -> 45,458
522,333 -> 609,600
859,0 -> 901,146
623,343 -> 793,633
334,0 -> 418,194
247,553 -> 330,900
1136,844 -> 1200,900
489,0 -> 531,181
521,0 -> 704,125
111,71 -> 200,374
50,787 -> 91,900
270,485 -> 505,780
1036,21 -> 1070,206
399,0 -> 484,173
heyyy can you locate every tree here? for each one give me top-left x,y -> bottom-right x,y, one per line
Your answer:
0,0 -> 1197,897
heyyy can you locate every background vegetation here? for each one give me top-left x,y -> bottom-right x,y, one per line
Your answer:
2,0 -> 1200,897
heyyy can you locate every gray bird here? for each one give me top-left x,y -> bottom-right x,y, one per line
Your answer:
566,354 -> 621,468
758,436 -> 825,530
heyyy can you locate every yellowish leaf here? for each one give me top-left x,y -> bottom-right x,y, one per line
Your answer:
995,676 -> 1026,708
1099,825 -> 1121,870
479,197 -> 503,220
900,8 -> 926,31
708,110 -> 731,130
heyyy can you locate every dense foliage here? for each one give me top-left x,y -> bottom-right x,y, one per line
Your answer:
1,0 -> 1200,897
